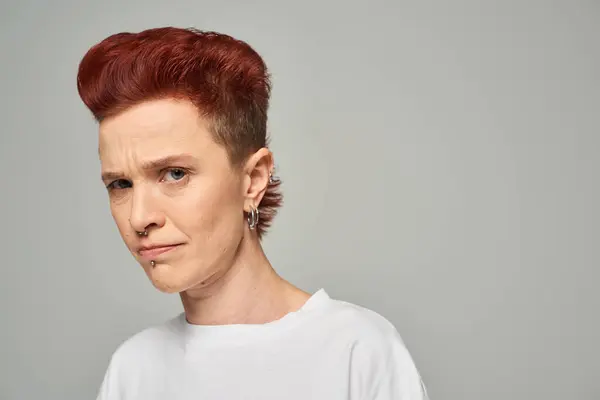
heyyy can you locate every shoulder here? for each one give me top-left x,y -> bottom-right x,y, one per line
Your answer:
106,314 -> 182,368
96,316 -> 182,399
321,295 -> 407,348
321,295 -> 429,399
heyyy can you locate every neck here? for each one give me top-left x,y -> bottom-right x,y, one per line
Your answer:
180,232 -> 310,326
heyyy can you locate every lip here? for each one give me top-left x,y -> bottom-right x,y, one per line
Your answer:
137,244 -> 181,261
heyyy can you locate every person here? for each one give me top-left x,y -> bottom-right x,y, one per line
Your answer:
77,26 -> 429,400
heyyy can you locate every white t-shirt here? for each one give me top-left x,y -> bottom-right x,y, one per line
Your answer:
97,289 -> 429,399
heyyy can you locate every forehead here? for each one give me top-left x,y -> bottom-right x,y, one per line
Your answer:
98,99 -> 214,164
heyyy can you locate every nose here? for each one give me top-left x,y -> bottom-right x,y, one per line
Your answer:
129,185 -> 166,235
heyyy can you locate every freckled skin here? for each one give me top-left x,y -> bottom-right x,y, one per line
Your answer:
99,99 -> 254,294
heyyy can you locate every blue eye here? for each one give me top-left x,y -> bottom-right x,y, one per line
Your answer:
163,168 -> 187,182
107,179 -> 131,190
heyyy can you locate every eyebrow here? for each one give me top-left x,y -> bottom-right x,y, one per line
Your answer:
101,153 -> 198,182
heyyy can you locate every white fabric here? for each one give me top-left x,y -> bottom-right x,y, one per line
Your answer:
97,289 -> 429,399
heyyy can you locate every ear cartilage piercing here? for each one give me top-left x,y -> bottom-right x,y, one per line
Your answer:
269,173 -> 280,184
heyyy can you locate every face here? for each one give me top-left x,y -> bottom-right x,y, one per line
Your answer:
99,98 -> 261,293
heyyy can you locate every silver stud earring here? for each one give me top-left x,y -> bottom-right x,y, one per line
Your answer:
247,206 -> 259,230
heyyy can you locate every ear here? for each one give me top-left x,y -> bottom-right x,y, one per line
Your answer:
242,147 -> 274,212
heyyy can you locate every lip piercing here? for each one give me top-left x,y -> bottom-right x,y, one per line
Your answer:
150,260 -> 156,267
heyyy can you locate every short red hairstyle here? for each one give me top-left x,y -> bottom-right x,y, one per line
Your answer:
77,27 -> 282,238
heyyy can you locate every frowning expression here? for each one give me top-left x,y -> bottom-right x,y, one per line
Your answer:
99,98 -> 247,293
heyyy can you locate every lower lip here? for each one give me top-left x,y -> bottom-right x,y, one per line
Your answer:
138,245 -> 181,261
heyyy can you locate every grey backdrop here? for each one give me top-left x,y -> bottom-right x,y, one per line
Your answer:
1,1 -> 598,399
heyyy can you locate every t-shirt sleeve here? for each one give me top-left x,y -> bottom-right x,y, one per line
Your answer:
349,318 -> 429,400
96,354 -> 121,400
368,336 -> 429,400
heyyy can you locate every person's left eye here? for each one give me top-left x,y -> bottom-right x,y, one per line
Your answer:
163,168 -> 187,182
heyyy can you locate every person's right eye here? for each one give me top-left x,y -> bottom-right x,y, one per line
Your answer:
107,179 -> 132,190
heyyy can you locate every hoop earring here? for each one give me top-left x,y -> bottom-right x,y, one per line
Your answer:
247,206 -> 260,230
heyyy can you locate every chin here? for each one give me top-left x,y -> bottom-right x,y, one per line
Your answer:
151,280 -> 185,294
143,263 -> 188,294
144,261 -> 210,294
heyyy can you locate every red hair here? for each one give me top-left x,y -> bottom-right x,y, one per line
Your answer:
77,27 -> 282,238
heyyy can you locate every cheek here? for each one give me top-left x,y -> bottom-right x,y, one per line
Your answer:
184,179 -> 244,243
110,204 -> 134,246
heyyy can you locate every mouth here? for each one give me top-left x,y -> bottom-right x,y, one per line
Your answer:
137,244 -> 182,261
